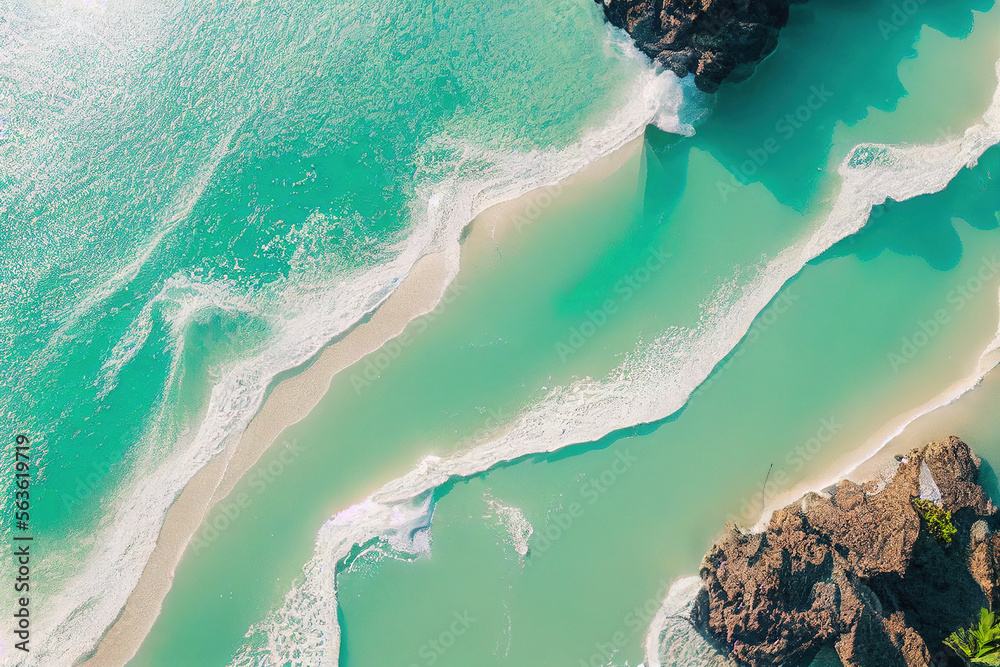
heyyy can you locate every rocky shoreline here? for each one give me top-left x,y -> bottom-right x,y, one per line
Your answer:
667,437 -> 1000,666
596,0 -> 802,92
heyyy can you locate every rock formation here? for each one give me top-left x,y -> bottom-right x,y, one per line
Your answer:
690,437 -> 1000,666
595,0 -> 802,92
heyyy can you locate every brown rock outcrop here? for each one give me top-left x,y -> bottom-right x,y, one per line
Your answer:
595,0 -> 804,92
691,437 -> 999,666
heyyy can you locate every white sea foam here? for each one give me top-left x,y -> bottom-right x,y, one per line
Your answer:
218,50 -> 696,667
643,57 -> 1000,665
228,57 -> 1000,667
641,577 -> 736,667
483,492 -> 534,559
29,228 -> 449,667
18,18 -> 694,667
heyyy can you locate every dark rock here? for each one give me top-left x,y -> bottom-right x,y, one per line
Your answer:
690,436 -> 999,666
594,0 -> 803,92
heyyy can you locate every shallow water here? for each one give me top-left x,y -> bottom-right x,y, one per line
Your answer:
1,0 -> 685,662
330,6 -> 1000,667
332,146 -> 1000,667
4,0 -> 999,663
123,0 -> 1000,664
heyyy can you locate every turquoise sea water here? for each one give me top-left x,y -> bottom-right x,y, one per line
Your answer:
1,0 -> 998,664
327,9 -> 1000,667
329,146 -> 1000,667
2,0 -> 681,662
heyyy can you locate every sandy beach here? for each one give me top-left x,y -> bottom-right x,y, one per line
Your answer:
752,287 -> 1000,531
841,334 -> 1000,485
81,134 -> 646,667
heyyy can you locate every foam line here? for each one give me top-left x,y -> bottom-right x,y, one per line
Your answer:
232,57 -> 1000,667
644,86 -> 1000,663
641,576 -> 736,667
23,28 -> 692,667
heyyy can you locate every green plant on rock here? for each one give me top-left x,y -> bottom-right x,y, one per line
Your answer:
945,608 -> 1000,666
912,497 -> 957,545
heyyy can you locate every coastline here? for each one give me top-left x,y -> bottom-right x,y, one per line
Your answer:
243,45 -> 1000,662
644,296 -> 1000,667
841,319 -> 1000,484
752,287 -> 1000,531
80,135 -> 646,667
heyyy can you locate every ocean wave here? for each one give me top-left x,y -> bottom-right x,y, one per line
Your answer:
228,56 -> 1000,667
641,576 -> 736,667
36,126 -> 241,376
220,55 -> 696,667
21,21 -> 694,667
